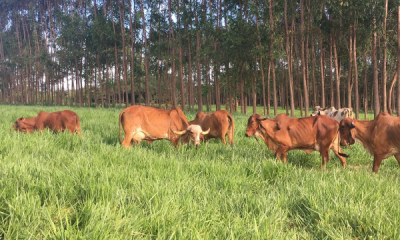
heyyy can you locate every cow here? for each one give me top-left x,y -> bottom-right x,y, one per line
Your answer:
119,105 -> 209,148
339,112 -> 400,173
311,106 -> 354,123
329,108 -> 353,122
11,110 -> 81,136
245,113 -> 348,169
311,106 -> 337,116
189,110 -> 235,146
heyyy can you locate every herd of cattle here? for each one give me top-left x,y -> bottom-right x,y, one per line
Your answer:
10,105 -> 400,173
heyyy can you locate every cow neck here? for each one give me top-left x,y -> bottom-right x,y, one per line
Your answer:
352,119 -> 374,146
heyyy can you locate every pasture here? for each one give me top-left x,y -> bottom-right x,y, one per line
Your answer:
1,104 -> 399,239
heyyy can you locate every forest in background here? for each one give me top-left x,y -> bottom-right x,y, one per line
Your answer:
0,0 -> 399,119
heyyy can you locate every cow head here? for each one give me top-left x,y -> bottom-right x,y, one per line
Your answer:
172,125 -> 210,147
11,117 -> 32,133
311,106 -> 324,116
245,114 -> 267,137
339,118 -> 356,146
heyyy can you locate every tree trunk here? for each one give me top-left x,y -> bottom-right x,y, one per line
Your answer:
372,18 -> 380,117
269,0 -> 277,115
382,0 -> 388,112
130,0 -> 136,105
353,24 -> 359,119
319,30 -> 325,108
120,0 -> 129,106
195,12 -> 203,112
397,6 -> 400,116
347,25 -> 353,108
300,0 -> 309,116
284,0 -> 295,117
333,35 -> 340,109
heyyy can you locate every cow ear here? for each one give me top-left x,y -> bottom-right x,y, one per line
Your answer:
257,117 -> 268,121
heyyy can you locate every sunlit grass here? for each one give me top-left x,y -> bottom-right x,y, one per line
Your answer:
0,104 -> 399,239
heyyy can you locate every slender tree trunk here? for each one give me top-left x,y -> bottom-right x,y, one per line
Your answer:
111,3 -> 121,106
381,0 -> 388,112
333,35 -> 340,109
120,0 -> 129,106
372,18 -> 380,117
140,0 -> 150,106
329,35 -> 334,107
269,0 -> 277,115
300,0 -> 309,116
397,6 -> 400,116
196,12 -> 203,112
319,30 -> 325,108
353,24 -> 359,119
186,22 -> 194,110
130,0 -> 136,105
284,0 -> 295,116
364,55 -> 368,119
347,25 -> 353,108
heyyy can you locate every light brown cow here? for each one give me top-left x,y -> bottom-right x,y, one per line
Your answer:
189,110 -> 235,146
119,105 -> 209,148
11,110 -> 81,136
246,113 -> 347,169
339,112 -> 400,173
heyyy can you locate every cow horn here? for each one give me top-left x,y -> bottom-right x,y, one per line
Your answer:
257,117 -> 268,121
202,128 -> 210,135
350,121 -> 355,128
171,128 -> 187,136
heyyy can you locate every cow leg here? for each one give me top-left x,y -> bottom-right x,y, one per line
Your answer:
331,147 -> 348,168
121,134 -> 134,148
282,152 -> 288,163
395,154 -> 400,167
275,145 -> 289,163
320,149 -> 330,169
372,155 -> 384,173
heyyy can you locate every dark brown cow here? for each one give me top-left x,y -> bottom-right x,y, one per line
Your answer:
119,105 -> 209,148
189,110 -> 235,146
245,113 -> 347,169
339,112 -> 400,173
11,110 -> 81,136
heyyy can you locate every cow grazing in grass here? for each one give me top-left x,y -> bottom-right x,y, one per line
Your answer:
11,110 -> 81,136
189,110 -> 235,146
119,105 -> 208,148
339,112 -> 400,173
245,113 -> 348,169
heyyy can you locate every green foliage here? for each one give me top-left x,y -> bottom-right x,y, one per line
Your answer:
0,105 -> 400,239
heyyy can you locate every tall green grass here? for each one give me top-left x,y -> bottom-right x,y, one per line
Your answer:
0,104 -> 399,239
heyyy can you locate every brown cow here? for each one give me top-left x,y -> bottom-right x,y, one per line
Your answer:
245,113 -> 348,169
119,105 -> 209,148
11,110 -> 81,136
189,110 -> 235,146
339,112 -> 400,173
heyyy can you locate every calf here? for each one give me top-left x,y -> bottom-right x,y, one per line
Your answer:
189,110 -> 235,146
12,110 -> 81,136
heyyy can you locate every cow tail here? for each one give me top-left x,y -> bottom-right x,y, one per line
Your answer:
336,129 -> 349,158
119,110 -> 125,144
76,114 -> 82,137
228,114 -> 235,145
